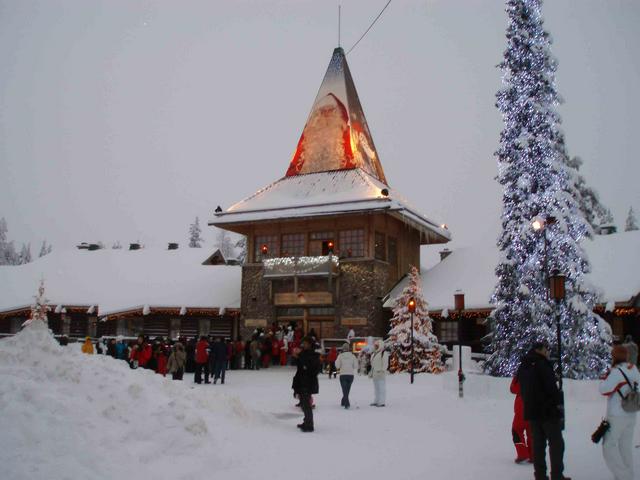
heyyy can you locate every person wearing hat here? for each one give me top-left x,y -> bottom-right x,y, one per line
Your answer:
335,342 -> 358,409
517,341 -> 571,480
292,336 -> 321,432
599,344 -> 640,480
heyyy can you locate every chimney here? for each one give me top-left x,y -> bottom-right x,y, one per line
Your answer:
168,243 -> 179,250
439,248 -> 452,261
129,243 -> 141,251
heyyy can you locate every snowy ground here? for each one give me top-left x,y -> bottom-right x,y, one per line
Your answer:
0,323 -> 636,480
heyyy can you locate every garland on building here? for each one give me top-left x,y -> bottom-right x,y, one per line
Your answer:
386,266 -> 443,374
485,0 -> 610,379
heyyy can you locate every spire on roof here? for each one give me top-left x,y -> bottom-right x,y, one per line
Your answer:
285,47 -> 387,184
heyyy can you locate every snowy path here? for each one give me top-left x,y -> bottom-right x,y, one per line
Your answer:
0,326 -> 636,479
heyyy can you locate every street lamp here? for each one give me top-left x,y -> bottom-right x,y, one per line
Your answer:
408,297 -> 416,384
549,270 -> 566,388
454,291 -> 465,398
531,215 -> 557,292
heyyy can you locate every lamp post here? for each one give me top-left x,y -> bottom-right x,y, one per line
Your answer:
531,215 -> 557,294
454,291 -> 465,398
408,297 -> 416,384
549,270 -> 566,388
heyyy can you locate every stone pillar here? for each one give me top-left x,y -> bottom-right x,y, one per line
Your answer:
198,318 -> 210,336
61,313 -> 71,336
116,318 -> 127,336
88,316 -> 97,338
170,318 -> 181,340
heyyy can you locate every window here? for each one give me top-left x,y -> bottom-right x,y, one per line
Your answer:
277,307 -> 304,317
438,321 -> 458,343
309,231 -> 334,256
308,307 -> 335,317
281,233 -> 305,257
388,236 -> 398,267
339,229 -> 365,258
254,234 -> 278,261
374,231 -> 386,261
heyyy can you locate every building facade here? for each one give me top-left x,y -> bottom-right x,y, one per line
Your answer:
211,48 -> 450,339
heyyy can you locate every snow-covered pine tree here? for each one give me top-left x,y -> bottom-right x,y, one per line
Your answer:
215,229 -> 234,259
386,266 -> 443,374
485,0 -> 610,379
625,207 -> 638,231
0,217 -> 19,265
19,243 -> 32,264
39,240 -> 53,257
24,279 -> 50,327
188,217 -> 203,248
234,235 -> 247,264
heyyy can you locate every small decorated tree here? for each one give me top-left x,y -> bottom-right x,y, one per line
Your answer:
387,266 -> 444,374
24,279 -> 50,327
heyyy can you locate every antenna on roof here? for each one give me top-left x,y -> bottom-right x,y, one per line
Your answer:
337,4 -> 341,48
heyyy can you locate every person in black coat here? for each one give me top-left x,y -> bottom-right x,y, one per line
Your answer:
211,337 -> 228,384
517,341 -> 570,480
292,336 -> 320,432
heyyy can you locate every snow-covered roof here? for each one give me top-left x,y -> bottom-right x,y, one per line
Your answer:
211,169 -> 451,244
0,247 -> 241,316
384,230 -> 640,311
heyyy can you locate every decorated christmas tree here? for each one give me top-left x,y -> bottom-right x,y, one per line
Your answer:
24,279 -> 50,327
387,266 -> 443,374
485,0 -> 610,379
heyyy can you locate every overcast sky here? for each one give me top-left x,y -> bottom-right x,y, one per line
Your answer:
1,0 -> 638,261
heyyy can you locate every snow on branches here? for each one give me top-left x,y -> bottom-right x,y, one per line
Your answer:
386,266 -> 444,374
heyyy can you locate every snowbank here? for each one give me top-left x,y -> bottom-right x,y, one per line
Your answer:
0,321 -> 263,479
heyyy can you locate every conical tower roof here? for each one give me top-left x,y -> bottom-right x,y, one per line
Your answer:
285,47 -> 387,184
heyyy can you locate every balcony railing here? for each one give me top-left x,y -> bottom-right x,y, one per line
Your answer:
263,255 -> 339,278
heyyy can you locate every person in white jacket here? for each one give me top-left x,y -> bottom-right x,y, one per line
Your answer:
599,344 -> 640,480
335,342 -> 358,409
369,340 -> 390,407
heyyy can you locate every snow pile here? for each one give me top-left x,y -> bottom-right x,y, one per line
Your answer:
0,321 -> 262,480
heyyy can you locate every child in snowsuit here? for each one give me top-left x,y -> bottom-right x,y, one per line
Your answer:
510,374 -> 532,463
81,337 -> 94,354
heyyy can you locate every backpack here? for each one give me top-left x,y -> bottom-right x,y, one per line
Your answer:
616,368 -> 640,413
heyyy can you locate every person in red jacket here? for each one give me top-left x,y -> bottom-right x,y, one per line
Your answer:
129,334 -> 152,369
510,374 -> 532,463
279,337 -> 288,366
194,336 -> 210,384
272,336 -> 281,366
155,346 -> 168,376
327,346 -> 338,378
